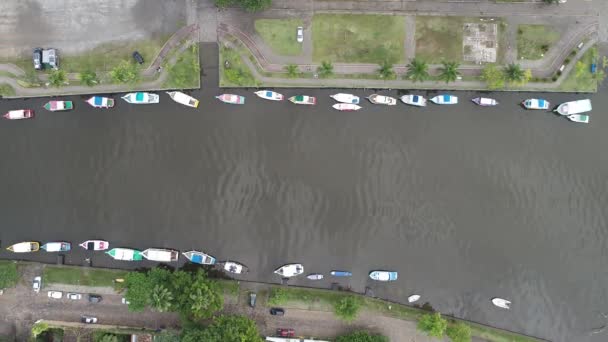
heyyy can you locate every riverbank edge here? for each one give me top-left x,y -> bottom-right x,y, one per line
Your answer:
2,260 -> 548,342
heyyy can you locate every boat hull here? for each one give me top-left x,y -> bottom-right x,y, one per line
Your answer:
567,114 -> 590,123
472,97 -> 498,106
330,271 -> 352,277
87,97 -> 114,108
430,95 -> 458,105
106,248 -> 143,261
368,94 -> 397,106
223,261 -> 247,274
41,242 -> 71,252
44,101 -> 73,111
369,271 -> 398,281
274,263 -> 304,277
183,250 -> 216,265
289,95 -> 316,105
330,93 -> 360,104
332,103 -> 361,111
522,99 -> 549,110
3,109 -> 34,120
554,99 -> 592,115
122,92 -> 160,104
215,94 -> 245,104
7,242 -> 39,253
142,248 -> 179,262
166,91 -> 199,108
79,240 -> 109,251
400,95 -> 427,107
306,274 -> 324,280
255,90 -> 284,101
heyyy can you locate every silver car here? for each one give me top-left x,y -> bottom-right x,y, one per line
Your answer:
67,293 -> 82,300
32,276 -> 41,293
296,27 -> 304,43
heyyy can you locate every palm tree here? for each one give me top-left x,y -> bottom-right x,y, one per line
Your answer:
284,64 -> 298,78
317,61 -> 333,78
438,61 -> 461,83
405,58 -> 429,82
48,69 -> 67,87
378,61 -> 395,79
79,70 -> 98,86
503,63 -> 525,83
150,284 -> 173,312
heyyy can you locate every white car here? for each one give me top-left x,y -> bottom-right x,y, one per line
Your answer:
47,291 -> 62,299
32,276 -> 41,293
67,293 -> 82,300
81,316 -> 97,324
121,297 -> 130,305
296,26 -> 304,43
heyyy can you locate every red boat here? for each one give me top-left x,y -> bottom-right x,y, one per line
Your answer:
3,109 -> 34,120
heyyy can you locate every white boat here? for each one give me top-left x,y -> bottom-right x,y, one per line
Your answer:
306,274 -> 324,280
215,94 -> 245,104
79,240 -> 109,251
332,103 -> 361,111
183,250 -> 216,265
369,270 -> 398,282
554,99 -> 592,115
223,261 -> 248,274
106,248 -> 143,261
400,95 -> 427,107
408,295 -> 421,303
274,263 -> 304,277
86,96 -> 114,108
430,95 -> 458,105
166,91 -> 199,108
330,93 -> 360,104
3,109 -> 34,120
6,241 -> 39,253
41,242 -> 71,252
522,98 -> 549,110
491,297 -> 511,309
254,90 -> 284,101
121,92 -> 160,104
567,114 -> 590,124
289,95 -> 316,105
367,94 -> 397,106
472,97 -> 498,106
142,248 -> 179,262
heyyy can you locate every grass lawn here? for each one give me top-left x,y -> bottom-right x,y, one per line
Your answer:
312,14 -> 405,64
162,43 -> 200,89
219,44 -> 259,87
43,265 -> 128,288
0,83 -> 16,97
559,47 -> 602,92
255,19 -> 304,56
517,25 -> 560,60
0,260 -> 19,288
415,16 -> 466,63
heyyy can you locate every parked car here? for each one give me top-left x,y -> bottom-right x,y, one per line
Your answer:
32,276 -> 41,293
121,297 -> 130,305
277,328 -> 295,337
81,316 -> 97,324
296,27 -> 304,43
67,293 -> 82,300
33,48 -> 42,70
88,294 -> 102,303
47,291 -> 62,299
132,51 -> 144,64
270,307 -> 285,316
249,292 -> 257,308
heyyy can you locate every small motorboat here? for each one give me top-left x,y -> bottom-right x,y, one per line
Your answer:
121,92 -> 160,104
330,270 -> 352,277
6,241 -> 39,253
289,95 -> 316,105
567,114 -> 590,124
330,93 -> 360,104
400,95 -> 427,107
3,109 -> 34,120
274,264 -> 304,277
491,297 -> 511,309
430,94 -> 458,105
79,240 -> 109,251
44,101 -> 73,112
408,295 -> 421,303
554,99 -> 592,116
142,248 -> 179,262
369,270 -> 398,282
522,98 -> 549,110
306,274 -> 324,281
215,94 -> 245,104
166,91 -> 199,108
367,94 -> 397,106
86,96 -> 115,108
333,103 -> 361,111
106,248 -> 143,261
183,250 -> 216,265
223,261 -> 248,274
41,242 -> 71,252
472,97 -> 498,106
254,90 -> 284,101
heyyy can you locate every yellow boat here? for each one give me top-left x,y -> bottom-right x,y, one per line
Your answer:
7,241 -> 40,253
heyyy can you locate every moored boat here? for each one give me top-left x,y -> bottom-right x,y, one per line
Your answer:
79,240 -> 109,251
400,95 -> 427,107
306,274 -> 324,281
522,98 -> 549,110
554,99 -> 592,115
6,241 -> 39,253
215,94 -> 246,104
408,295 -> 421,303
106,248 -> 143,261
166,91 -> 199,108
332,103 -> 361,111
183,250 -> 216,265
330,93 -> 360,104
223,261 -> 248,274
369,270 -> 398,282
430,94 -> 458,105
367,94 -> 397,106
330,270 -> 352,277
567,114 -> 590,124
289,95 -> 316,105
141,248 -> 179,262
274,263 -> 304,277
3,109 -> 34,120
472,97 -> 498,106
86,96 -> 115,108
491,297 -> 511,309
121,92 -> 160,104
254,90 -> 284,101
41,242 -> 71,252
44,101 -> 73,112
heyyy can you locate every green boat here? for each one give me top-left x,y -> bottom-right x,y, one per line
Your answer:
106,248 -> 143,261
43,100 -> 74,112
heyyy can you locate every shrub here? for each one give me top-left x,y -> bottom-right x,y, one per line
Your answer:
417,312 -> 448,338
446,322 -> 472,342
564,58 -> 571,64
334,295 -> 361,321
268,287 -> 288,305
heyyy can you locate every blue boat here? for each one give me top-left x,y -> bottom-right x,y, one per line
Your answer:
330,270 -> 352,277
522,98 -> 550,110
430,94 -> 458,105
182,250 -> 216,265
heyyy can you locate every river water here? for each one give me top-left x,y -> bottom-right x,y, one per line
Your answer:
0,44 -> 607,341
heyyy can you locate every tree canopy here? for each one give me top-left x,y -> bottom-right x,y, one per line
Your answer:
405,58 -> 429,82
183,315 -> 263,342
417,312 -> 448,338
334,295 -> 362,322
481,64 -> 505,90
446,322 -> 472,342
110,60 -> 140,84
335,331 -> 389,342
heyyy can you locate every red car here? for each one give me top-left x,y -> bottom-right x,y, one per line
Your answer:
277,328 -> 295,337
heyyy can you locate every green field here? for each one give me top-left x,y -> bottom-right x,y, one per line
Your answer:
162,43 -> 200,89
312,14 -> 405,64
415,16 -> 467,63
219,44 -> 259,87
43,266 -> 128,287
559,46 -> 602,92
0,260 -> 19,288
255,19 -> 304,56
517,25 -> 560,60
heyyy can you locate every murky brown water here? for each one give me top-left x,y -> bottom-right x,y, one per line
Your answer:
0,44 -> 607,341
